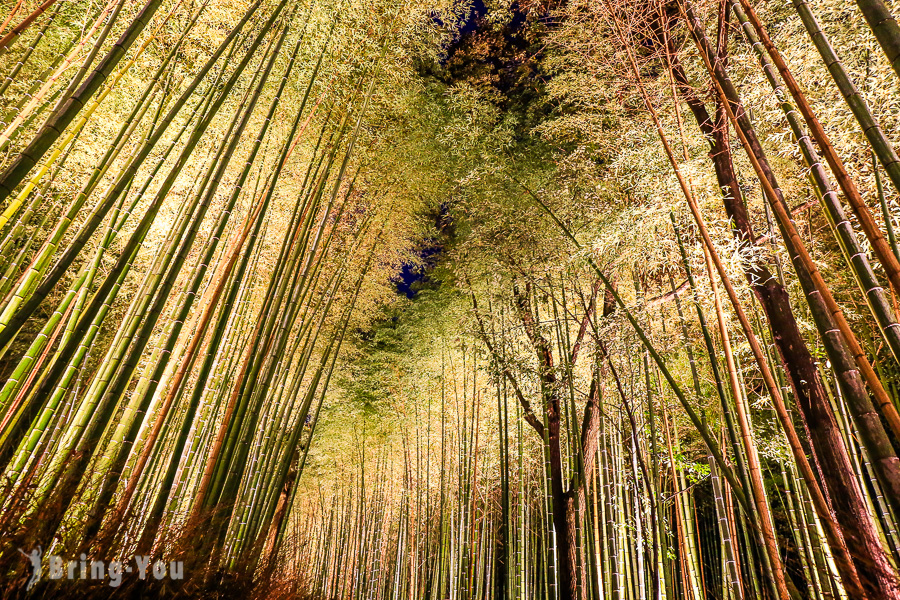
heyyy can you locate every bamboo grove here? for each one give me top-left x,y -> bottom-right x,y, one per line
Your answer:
3,0 -> 900,598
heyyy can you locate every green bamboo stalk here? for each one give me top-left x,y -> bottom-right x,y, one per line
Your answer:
0,0 -> 167,201
731,0 -> 900,365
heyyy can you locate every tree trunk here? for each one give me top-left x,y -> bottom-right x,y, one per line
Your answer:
548,400 -> 575,600
665,27 -> 900,599
513,283 -> 576,600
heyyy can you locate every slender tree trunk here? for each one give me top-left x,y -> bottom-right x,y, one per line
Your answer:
662,14 -> 900,598
547,398 -> 574,600
512,284 -> 575,600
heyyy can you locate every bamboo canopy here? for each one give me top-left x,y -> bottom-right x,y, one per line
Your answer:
2,0 -> 900,598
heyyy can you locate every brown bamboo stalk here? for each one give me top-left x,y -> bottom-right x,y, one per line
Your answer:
601,7 -> 789,598
0,0 -> 60,50
0,0 -> 25,35
702,243 -> 793,600
606,2 -> 877,596
0,0 -> 118,148
107,188 -> 270,529
735,0 -> 900,299
679,0 -> 900,448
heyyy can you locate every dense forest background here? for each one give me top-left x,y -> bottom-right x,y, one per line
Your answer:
1,0 -> 900,598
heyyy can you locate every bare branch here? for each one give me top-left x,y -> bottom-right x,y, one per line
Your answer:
470,290 -> 545,435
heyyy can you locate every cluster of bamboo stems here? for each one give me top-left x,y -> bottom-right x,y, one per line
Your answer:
0,0 -> 403,592
294,0 -> 900,597
4,0 -> 900,598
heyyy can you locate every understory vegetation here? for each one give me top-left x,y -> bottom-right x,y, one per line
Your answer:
2,0 -> 900,598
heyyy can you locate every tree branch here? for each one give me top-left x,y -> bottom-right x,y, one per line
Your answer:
570,277 -> 603,366
646,278 -> 689,307
470,291 -> 545,435
513,282 -> 556,388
